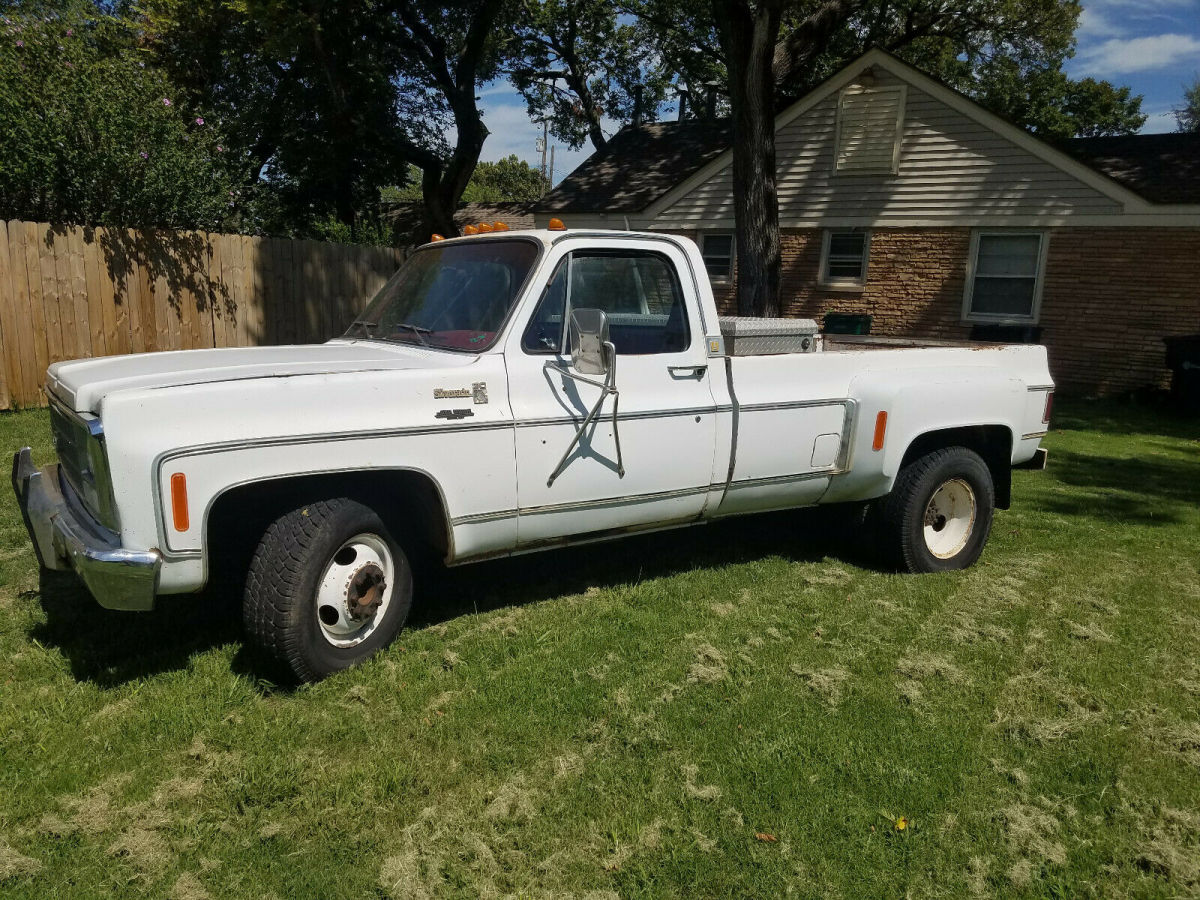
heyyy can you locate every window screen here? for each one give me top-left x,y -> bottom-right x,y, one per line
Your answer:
521,251 -> 690,355
701,234 -> 733,280
968,234 -> 1044,319
823,231 -> 869,283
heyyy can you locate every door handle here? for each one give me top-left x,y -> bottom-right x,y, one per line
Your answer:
668,364 -> 707,377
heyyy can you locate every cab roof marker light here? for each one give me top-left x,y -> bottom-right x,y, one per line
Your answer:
492,221 -> 509,231
462,224 -> 479,236
430,233 -> 445,242
547,217 -> 566,231
477,222 -> 494,233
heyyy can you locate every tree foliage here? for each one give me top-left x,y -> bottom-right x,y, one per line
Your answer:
386,156 -> 549,204
1177,77 -> 1200,133
506,0 -> 672,151
0,4 -> 243,229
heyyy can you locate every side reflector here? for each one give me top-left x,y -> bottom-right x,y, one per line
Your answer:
462,224 -> 479,236
430,233 -> 445,242
872,411 -> 888,451
492,221 -> 509,231
1042,391 -> 1054,424
547,217 -> 566,231
477,222 -> 494,233
170,473 -> 189,532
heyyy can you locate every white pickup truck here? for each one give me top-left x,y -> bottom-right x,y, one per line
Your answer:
13,228 -> 1052,680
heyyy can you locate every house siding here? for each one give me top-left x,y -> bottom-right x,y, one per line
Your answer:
661,70 -> 1123,225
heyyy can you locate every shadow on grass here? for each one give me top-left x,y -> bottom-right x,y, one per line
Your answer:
1053,397 -> 1200,441
1032,447 -> 1200,525
28,505 -> 873,689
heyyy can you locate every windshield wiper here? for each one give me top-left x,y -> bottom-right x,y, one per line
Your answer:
393,322 -> 432,346
347,319 -> 378,338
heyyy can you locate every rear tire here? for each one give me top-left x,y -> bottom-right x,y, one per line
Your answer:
877,446 -> 994,573
243,497 -> 413,682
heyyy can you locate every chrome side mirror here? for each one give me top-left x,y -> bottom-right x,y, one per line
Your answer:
569,307 -> 610,375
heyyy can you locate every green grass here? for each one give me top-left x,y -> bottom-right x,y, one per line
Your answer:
1,400 -> 1198,898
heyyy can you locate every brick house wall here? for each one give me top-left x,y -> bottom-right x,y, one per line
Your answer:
1040,228 -> 1200,394
673,226 -> 1200,394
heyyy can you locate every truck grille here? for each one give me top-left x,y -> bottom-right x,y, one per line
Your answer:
49,399 -> 119,532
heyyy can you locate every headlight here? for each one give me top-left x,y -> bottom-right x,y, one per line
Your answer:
50,401 -> 120,533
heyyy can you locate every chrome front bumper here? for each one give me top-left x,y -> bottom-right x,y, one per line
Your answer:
11,448 -> 160,611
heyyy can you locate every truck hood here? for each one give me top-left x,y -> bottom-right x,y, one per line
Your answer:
47,340 -> 474,412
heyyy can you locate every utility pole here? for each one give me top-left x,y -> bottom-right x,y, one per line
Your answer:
548,144 -> 555,187
539,120 -> 548,180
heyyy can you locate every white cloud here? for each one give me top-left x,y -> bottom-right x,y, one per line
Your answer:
1076,32 -> 1200,74
1140,108 -> 1180,132
1076,7 -> 1124,39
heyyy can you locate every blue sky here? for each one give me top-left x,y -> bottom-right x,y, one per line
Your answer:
476,1 -> 1200,185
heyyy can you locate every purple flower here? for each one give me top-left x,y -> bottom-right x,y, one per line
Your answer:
216,145 -> 224,152
66,28 -> 73,36
139,151 -> 149,159
195,117 -> 205,126
161,97 -> 171,106
15,39 -> 22,47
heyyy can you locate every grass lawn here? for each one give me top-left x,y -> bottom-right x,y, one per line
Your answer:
0,400 -> 1198,898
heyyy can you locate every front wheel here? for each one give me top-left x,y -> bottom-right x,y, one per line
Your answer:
243,497 -> 413,682
877,446 -> 995,573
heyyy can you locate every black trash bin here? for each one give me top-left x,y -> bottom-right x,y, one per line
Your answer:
1163,334 -> 1200,412
823,313 -> 872,335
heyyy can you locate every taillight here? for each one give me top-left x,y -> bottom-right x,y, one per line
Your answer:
1042,391 -> 1054,425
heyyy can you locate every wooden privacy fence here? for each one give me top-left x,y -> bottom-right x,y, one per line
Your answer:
0,220 -> 406,410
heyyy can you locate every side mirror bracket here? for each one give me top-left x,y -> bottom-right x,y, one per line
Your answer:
543,308 -> 624,486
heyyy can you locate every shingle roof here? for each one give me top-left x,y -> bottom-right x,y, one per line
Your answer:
1062,133 -> 1200,205
539,117 -> 1200,214
536,119 -> 733,213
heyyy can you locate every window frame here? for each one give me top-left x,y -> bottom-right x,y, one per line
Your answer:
834,84 -> 907,176
961,230 -> 1049,325
700,232 -> 734,282
819,229 -> 871,291
520,247 -> 693,356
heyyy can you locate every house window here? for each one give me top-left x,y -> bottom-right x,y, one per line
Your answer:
835,85 -> 906,174
963,232 -> 1047,322
700,234 -> 733,281
820,230 -> 870,288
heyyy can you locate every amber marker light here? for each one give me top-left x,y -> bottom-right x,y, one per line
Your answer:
477,222 -> 494,233
170,473 -> 189,531
430,233 -> 445,242
462,224 -> 479,235
492,221 -> 509,231
872,411 -> 888,451
547,217 -> 566,230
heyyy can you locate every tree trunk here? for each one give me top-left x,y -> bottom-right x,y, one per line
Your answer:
716,0 -> 783,317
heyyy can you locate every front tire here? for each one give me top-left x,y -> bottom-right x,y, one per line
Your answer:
877,446 -> 995,573
243,498 -> 413,682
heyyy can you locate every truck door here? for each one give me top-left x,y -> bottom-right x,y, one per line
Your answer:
505,239 -> 719,546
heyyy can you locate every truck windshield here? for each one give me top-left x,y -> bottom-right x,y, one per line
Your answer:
345,239 -> 539,352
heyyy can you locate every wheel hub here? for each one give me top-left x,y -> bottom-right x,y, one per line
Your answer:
315,533 -> 396,648
346,564 -> 386,620
922,477 -> 977,559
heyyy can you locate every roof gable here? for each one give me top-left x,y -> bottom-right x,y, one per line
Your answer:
647,48 -> 1149,220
